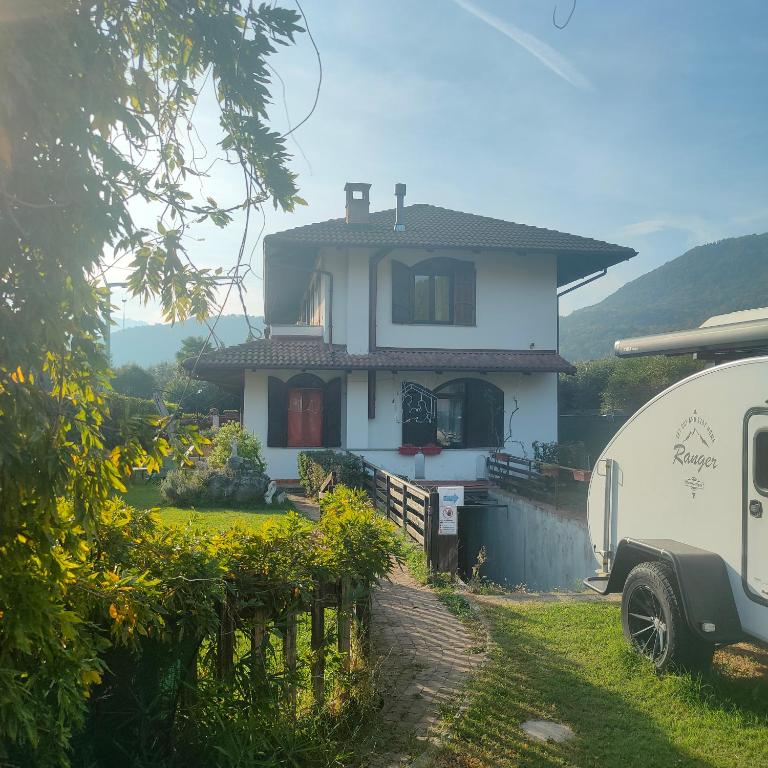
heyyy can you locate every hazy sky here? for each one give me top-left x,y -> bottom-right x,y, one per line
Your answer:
109,0 -> 768,325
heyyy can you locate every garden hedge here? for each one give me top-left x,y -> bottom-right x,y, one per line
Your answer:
297,450 -> 367,498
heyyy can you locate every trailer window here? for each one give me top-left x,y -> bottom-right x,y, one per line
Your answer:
755,430 -> 768,494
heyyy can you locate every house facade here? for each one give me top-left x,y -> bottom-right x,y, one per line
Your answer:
189,183 -> 636,481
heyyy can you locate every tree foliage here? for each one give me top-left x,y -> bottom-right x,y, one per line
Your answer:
0,1 -> 305,762
175,335 -> 215,364
112,363 -> 157,399
560,356 -> 704,415
209,421 -> 265,470
600,356 -> 704,414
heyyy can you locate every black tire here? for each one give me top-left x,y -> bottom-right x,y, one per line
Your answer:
621,561 -> 714,673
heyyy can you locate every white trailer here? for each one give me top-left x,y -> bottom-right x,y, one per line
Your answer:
586,319 -> 768,671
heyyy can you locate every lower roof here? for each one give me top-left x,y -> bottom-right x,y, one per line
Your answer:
186,339 -> 575,385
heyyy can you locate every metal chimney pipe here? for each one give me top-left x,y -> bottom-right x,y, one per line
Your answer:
394,183 -> 406,231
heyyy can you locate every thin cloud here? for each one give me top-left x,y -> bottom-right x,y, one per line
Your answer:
616,216 -> 719,245
453,0 -> 594,91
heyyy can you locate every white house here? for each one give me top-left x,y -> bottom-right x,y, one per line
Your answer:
188,183 -> 636,481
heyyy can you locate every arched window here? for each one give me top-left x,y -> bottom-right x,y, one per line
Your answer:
267,375 -> 341,448
392,257 -> 476,326
401,378 -> 503,449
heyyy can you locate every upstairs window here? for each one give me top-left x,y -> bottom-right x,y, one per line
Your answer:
392,257 -> 475,326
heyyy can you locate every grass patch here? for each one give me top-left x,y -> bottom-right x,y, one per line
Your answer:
121,481 -> 294,532
433,601 -> 768,768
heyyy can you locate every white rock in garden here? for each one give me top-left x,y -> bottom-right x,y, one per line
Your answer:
520,720 -> 574,743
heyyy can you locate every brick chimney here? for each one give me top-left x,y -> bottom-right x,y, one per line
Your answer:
344,182 -> 371,225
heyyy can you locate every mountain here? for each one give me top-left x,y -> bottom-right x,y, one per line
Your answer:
121,318 -> 149,329
560,233 -> 768,361
110,314 -> 264,367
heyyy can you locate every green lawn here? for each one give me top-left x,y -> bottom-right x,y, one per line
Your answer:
433,600 -> 768,768
120,482 -> 296,532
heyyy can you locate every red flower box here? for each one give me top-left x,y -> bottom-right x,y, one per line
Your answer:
572,469 -> 592,482
421,443 -> 442,456
492,452 -> 511,461
398,444 -> 419,456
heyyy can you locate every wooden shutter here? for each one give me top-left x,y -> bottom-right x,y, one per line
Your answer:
465,379 -> 503,448
267,376 -> 287,447
323,377 -> 342,447
453,261 -> 476,326
391,260 -> 413,324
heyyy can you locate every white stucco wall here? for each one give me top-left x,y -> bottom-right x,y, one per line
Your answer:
243,368 -> 348,480
375,249 -> 558,350
310,247 -> 558,353
243,367 -> 557,481
360,371 -> 557,464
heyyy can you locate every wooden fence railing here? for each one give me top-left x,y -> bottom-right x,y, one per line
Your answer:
486,452 -> 590,513
359,458 -> 456,573
214,576 -> 371,711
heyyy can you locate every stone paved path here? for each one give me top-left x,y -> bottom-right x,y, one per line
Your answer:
285,492 -> 321,521
367,564 -> 484,767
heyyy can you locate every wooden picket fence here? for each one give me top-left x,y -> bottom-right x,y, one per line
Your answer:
214,576 -> 371,711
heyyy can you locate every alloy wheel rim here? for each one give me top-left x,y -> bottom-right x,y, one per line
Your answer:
627,585 -> 668,662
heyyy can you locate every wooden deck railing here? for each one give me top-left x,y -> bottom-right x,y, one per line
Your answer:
358,458 -> 459,573
486,452 -> 590,513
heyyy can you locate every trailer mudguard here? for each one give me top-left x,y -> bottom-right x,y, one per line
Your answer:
603,538 -> 744,645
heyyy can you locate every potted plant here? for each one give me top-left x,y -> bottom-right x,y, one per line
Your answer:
492,451 -> 511,461
572,468 -> 592,482
398,444 -> 419,456
421,443 -> 442,456
539,462 -> 560,478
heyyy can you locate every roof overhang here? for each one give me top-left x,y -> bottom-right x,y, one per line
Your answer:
186,342 -> 576,380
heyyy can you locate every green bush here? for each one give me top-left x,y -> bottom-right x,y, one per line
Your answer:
64,488 -> 400,767
208,422 -> 265,471
532,440 -> 587,468
297,451 -> 367,498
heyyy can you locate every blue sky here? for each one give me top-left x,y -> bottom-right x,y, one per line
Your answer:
111,0 -> 768,324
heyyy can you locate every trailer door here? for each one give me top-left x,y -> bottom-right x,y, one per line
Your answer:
745,412 -> 768,604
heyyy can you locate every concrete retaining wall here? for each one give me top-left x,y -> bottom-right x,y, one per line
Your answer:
459,488 -> 596,591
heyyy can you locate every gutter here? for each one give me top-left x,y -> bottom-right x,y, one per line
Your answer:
555,269 -> 608,356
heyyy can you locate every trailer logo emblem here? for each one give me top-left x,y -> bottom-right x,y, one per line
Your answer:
673,410 -> 718,497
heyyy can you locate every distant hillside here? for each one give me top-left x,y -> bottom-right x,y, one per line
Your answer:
110,314 -> 264,367
560,233 -> 768,361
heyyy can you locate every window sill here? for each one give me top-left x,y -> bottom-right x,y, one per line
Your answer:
392,322 -> 477,328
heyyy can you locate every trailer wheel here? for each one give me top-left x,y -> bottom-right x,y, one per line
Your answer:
621,562 -> 714,673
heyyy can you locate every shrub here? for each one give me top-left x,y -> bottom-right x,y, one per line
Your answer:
160,466 -> 269,508
532,440 -> 587,468
208,422 -> 265,471
297,450 -> 367,498
66,488 -> 400,766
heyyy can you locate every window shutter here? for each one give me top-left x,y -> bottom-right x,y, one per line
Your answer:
453,261 -> 476,325
391,260 -> 413,324
465,379 -> 503,448
323,377 -> 342,447
267,376 -> 287,447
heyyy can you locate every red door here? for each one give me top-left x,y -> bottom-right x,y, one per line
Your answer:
287,387 -> 323,447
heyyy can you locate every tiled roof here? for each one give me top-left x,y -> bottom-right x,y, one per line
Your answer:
187,339 -> 575,375
265,203 -> 635,257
